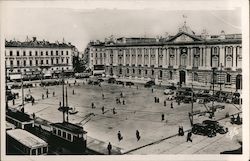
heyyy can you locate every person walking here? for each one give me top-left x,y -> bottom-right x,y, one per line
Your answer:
42,93 -> 44,100
117,131 -> 123,141
107,142 -> 112,155
187,131 -> 192,142
164,100 -> 166,106
53,91 -> 55,97
122,99 -> 125,105
12,99 -> 15,105
102,106 -> 105,114
161,114 -> 165,121
113,108 -> 116,114
102,93 -> 104,99
171,101 -> 173,109
31,97 -> 35,105
136,130 -> 140,141
91,102 -> 95,109
73,89 -> 75,95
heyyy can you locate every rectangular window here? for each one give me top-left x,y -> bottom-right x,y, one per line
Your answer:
17,51 -> 20,56
38,148 -> 42,155
46,60 -> 48,64
56,51 -> 58,55
36,60 -> 38,65
41,60 -> 43,65
41,51 -> 43,56
51,51 -> 53,56
61,58 -> 64,63
63,131 -> 66,138
66,59 -> 69,64
23,60 -> 26,66
67,133 -> 71,140
10,51 -> 13,56
43,147 -> 47,154
66,51 -> 69,55
46,51 -> 48,56
10,60 -> 13,66
17,60 -> 20,67
58,129 -> 61,136
30,60 -> 32,66
29,51 -> 32,56
23,51 -> 26,56
61,51 -> 63,55
32,149 -> 36,155
35,51 -> 38,56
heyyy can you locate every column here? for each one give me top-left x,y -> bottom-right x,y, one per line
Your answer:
123,49 -> 126,66
162,48 -> 166,68
129,48 -> 132,66
206,47 -> 211,68
219,46 -> 225,67
148,48 -> 151,66
233,46 -> 237,68
142,48 -> 144,66
190,48 -> 193,67
175,48 -> 178,66
199,47 -> 202,67
166,48 -> 169,66
135,48 -> 138,67
155,48 -> 159,67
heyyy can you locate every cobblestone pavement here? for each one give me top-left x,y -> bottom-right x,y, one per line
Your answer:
8,78 -> 242,154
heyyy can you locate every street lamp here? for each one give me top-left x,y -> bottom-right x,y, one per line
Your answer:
211,67 -> 217,109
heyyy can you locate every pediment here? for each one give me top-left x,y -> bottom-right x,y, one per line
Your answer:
168,32 -> 202,43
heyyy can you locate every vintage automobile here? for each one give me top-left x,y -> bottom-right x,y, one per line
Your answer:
125,81 -> 134,86
108,78 -> 116,84
192,120 -> 227,137
24,94 -> 34,102
144,80 -> 155,88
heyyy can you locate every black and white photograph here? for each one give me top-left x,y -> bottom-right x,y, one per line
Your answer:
0,0 -> 249,161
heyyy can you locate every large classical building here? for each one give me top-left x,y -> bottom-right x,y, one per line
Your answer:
90,24 -> 242,90
5,37 -> 77,80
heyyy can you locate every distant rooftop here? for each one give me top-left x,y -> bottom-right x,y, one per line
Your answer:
5,37 -> 76,49
51,122 -> 87,134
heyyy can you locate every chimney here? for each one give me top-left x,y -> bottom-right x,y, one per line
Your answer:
32,37 -> 37,42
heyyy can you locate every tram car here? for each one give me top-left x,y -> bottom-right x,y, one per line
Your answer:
6,129 -> 48,155
49,122 -> 87,154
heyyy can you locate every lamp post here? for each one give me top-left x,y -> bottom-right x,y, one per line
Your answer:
211,67 -> 217,108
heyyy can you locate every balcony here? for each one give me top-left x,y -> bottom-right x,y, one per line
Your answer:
179,65 -> 186,69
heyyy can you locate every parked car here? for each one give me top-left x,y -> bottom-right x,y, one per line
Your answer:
125,81 -> 134,86
164,89 -> 174,95
165,85 -> 177,90
202,120 -> 228,134
108,78 -> 116,84
24,94 -> 33,102
144,80 -> 155,88
192,123 -> 217,137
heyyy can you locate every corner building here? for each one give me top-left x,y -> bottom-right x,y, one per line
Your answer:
91,25 -> 242,90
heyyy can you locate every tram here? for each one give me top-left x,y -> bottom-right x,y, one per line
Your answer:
6,129 -> 48,155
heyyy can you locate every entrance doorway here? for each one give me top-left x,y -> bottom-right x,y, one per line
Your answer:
179,70 -> 186,85
236,74 -> 242,90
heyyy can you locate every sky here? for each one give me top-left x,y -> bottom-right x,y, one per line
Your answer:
1,0 -> 242,51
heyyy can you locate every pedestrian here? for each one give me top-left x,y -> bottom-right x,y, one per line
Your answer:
178,100 -> 180,105
151,88 -> 154,93
120,92 -> 123,98
42,93 -> 44,99
59,101 -> 61,107
187,131 -> 192,142
32,113 -> 35,119
157,98 -> 160,103
154,97 -> 156,103
29,88 -> 31,93
123,99 -> 125,105
31,98 -> 35,105
164,100 -> 166,106
91,102 -> 95,109
136,130 -> 140,141
178,126 -> 184,136
171,101 -> 173,109
236,114 -> 241,124
46,93 -> 48,98
73,89 -> 75,95
161,114 -> 165,121
53,91 -> 55,97
102,93 -> 104,99
102,106 -> 105,114
12,99 -> 15,105
117,131 -> 123,141
107,142 -> 112,155
137,85 -> 138,90
113,108 -> 116,114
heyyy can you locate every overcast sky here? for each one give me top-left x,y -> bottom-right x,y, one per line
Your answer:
1,0 -> 242,51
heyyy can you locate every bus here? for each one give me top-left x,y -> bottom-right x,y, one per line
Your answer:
6,129 -> 48,155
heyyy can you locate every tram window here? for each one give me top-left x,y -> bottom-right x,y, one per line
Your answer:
58,129 -> 61,136
43,147 -> 47,153
67,133 -> 71,141
32,149 -> 36,155
38,148 -> 42,155
53,128 -> 56,134
63,131 -> 66,138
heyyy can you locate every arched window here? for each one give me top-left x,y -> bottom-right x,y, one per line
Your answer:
159,70 -> 163,78
212,56 -> 219,67
226,56 -> 232,67
193,72 -> 199,82
169,71 -> 173,80
226,73 -> 231,83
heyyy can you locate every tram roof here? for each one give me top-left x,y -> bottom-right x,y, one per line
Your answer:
51,122 -> 87,134
6,109 -> 33,122
7,129 -> 48,148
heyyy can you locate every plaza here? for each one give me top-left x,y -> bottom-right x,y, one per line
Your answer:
9,78 -> 242,154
